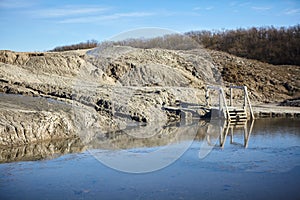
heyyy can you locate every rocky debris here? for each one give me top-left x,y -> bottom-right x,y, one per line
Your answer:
72,85 -> 205,125
0,49 -> 115,97
0,86 -> 204,146
0,94 -> 76,146
0,50 -> 83,76
87,46 -> 210,87
119,63 -> 191,87
209,50 -> 300,103
0,93 -> 119,147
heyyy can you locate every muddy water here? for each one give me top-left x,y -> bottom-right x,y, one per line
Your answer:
0,118 -> 299,200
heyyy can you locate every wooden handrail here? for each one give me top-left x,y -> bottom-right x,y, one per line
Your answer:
244,86 -> 255,119
206,85 -> 230,120
220,88 -> 230,119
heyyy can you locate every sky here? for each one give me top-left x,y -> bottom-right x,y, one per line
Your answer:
0,0 -> 299,52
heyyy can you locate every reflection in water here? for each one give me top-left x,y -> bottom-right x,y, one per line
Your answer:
0,121 -> 207,163
0,138 -> 85,163
85,120 -> 206,150
86,120 -> 204,173
0,119 -> 256,163
86,119 -> 255,152
1,118 -> 297,164
199,119 -> 254,159
209,119 -> 255,148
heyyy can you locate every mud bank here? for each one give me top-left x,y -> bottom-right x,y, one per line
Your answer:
0,94 -> 77,146
253,104 -> 300,118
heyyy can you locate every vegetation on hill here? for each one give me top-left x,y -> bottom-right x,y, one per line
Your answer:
114,25 -> 300,66
187,25 -> 300,65
112,34 -> 200,50
49,25 -> 300,66
50,40 -> 98,52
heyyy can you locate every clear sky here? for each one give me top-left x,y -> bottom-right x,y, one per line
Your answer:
0,0 -> 299,52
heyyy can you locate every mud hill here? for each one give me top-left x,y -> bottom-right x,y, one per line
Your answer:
0,45 -> 299,146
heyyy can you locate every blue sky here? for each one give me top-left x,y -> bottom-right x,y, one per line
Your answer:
0,0 -> 299,51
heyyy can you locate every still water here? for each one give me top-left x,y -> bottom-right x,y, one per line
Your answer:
1,118 -> 299,200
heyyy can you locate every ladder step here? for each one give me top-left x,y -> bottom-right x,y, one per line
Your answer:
229,119 -> 247,122
229,114 -> 246,117
227,106 -> 244,109
229,121 -> 247,124
230,118 -> 247,121
229,116 -> 247,119
229,113 -> 247,116
228,124 -> 246,128
229,111 -> 246,114
230,114 -> 247,117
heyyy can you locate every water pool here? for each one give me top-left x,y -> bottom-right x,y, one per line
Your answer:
1,118 -> 299,200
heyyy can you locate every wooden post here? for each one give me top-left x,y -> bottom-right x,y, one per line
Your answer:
243,86 -> 247,110
243,121 -> 248,148
230,87 -> 232,106
244,86 -> 255,119
230,127 -> 233,144
219,89 -> 222,117
244,119 -> 254,148
221,124 -> 230,148
206,85 -> 230,120
220,88 -> 229,120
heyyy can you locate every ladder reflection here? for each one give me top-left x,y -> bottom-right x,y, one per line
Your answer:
206,119 -> 255,148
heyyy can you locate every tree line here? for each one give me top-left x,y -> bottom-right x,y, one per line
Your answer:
112,34 -> 200,50
50,40 -> 99,52
112,25 -> 300,65
186,25 -> 300,65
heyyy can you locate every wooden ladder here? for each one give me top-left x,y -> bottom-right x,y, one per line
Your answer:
206,85 -> 254,121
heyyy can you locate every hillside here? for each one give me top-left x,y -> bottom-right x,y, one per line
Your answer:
0,45 -> 299,146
